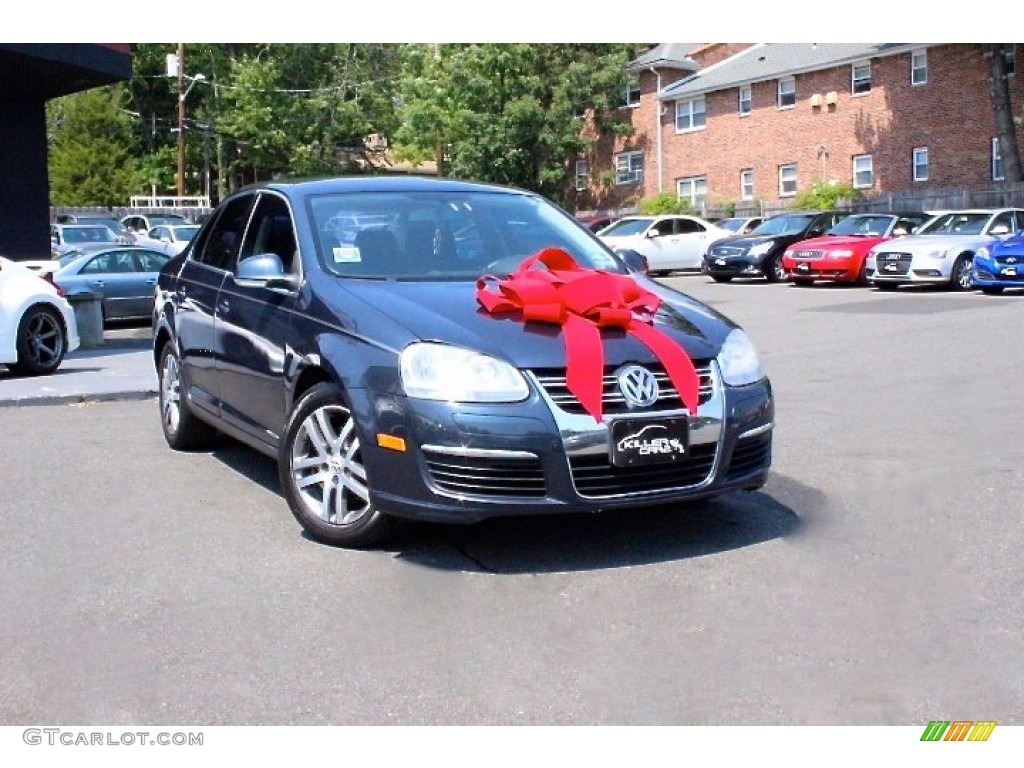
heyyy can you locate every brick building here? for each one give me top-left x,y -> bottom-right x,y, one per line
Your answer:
577,43 -> 1023,218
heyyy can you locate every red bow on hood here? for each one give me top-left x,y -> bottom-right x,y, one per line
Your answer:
476,248 -> 700,423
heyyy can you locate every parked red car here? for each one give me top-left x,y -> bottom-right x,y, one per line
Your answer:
782,212 -> 931,285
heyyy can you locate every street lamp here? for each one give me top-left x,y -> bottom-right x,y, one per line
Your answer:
175,43 -> 206,200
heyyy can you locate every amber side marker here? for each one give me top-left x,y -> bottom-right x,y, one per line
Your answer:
377,434 -> 407,452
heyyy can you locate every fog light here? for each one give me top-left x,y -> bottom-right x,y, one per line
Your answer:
913,269 -> 942,277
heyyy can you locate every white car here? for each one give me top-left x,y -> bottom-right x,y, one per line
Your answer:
134,224 -> 202,256
0,256 -> 80,375
597,214 -> 730,275
867,208 -> 1024,291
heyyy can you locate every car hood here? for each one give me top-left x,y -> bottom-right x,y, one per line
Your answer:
333,277 -> 730,368
714,232 -> 806,249
788,235 -> 883,252
876,233 -> 995,251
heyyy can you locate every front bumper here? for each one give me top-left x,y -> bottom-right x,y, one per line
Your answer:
971,256 -> 1024,287
705,254 -> 765,278
349,363 -> 774,523
783,255 -> 859,282
871,250 -> 951,284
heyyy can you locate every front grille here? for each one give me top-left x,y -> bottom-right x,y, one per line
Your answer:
422,449 -> 546,498
875,252 -> 912,275
726,433 -> 772,479
569,443 -> 717,497
789,248 -> 824,259
532,361 -> 715,416
709,245 -> 747,258
995,255 -> 1024,265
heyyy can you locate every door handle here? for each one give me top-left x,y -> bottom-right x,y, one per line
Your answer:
217,298 -> 230,314
146,278 -> 157,285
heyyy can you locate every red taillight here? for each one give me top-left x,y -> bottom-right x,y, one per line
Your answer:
42,272 -> 65,297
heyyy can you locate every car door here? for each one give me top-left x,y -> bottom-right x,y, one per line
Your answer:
129,249 -> 169,317
214,191 -> 301,446
76,250 -> 141,320
174,194 -> 255,416
671,217 -> 717,269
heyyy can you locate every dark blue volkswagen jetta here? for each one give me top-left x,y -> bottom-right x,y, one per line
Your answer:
153,176 -> 774,547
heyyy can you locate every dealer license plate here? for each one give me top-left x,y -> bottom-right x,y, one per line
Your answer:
1001,266 -> 1017,276
795,262 -> 811,272
609,416 -> 689,467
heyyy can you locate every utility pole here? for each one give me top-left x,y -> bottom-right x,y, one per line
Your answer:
176,42 -> 186,200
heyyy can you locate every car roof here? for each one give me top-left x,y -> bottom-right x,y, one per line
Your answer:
240,174 -> 533,198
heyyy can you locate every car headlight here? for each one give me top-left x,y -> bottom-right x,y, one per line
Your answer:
976,246 -> 990,259
924,249 -> 947,259
400,342 -> 529,402
717,329 -> 765,387
831,249 -> 854,258
748,241 -> 774,257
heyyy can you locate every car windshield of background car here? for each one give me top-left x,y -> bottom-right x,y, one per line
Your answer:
750,214 -> 815,236
598,218 -> 652,237
717,218 -> 746,232
310,191 -> 623,280
174,226 -> 201,241
828,215 -> 894,237
916,212 -> 989,236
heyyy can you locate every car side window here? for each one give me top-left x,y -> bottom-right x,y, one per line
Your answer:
652,220 -> 674,236
134,250 -> 167,272
194,194 -> 256,271
238,193 -> 297,273
990,211 -> 1014,233
675,219 -> 703,234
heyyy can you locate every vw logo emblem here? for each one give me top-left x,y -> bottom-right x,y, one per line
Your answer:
616,365 -> 659,408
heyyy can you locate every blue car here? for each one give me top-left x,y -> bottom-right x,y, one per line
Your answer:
153,176 -> 774,548
972,231 -> 1024,294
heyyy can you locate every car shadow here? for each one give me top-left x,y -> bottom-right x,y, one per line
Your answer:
208,437 -> 808,574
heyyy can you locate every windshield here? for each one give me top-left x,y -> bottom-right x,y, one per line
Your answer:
173,226 -> 201,241
915,212 -> 990,236
828,215 -> 896,237
150,216 -> 189,226
717,218 -> 745,232
598,218 -> 653,237
309,191 -> 623,280
62,227 -> 118,244
749,214 -> 816,236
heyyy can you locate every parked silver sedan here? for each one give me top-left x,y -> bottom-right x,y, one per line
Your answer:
134,224 -> 202,256
50,247 -> 170,322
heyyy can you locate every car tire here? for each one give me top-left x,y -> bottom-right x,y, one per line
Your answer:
711,275 -> 733,283
981,286 -> 1005,295
158,341 -> 218,450
764,254 -> 786,283
279,382 -> 395,548
857,261 -> 870,286
9,303 -> 67,376
950,254 -> 972,291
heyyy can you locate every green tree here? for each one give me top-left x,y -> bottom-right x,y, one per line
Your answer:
395,43 -> 638,207
47,84 -> 146,206
790,179 -> 859,210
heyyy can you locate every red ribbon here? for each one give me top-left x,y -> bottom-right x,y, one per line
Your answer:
476,248 -> 700,423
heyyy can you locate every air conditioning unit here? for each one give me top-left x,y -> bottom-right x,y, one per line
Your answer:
365,133 -> 388,151
824,91 -> 839,106
809,93 -> 823,108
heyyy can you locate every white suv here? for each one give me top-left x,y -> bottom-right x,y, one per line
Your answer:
866,208 -> 1024,291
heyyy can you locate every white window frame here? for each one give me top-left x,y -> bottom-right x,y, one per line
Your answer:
912,147 -> 929,182
853,154 -> 874,188
777,77 -> 796,109
574,158 -> 588,191
852,61 -> 872,95
993,138 -> 1005,181
614,151 -> 644,185
676,175 -> 708,208
675,96 -> 706,132
623,76 -> 641,108
779,163 -> 797,196
740,168 -> 754,201
911,49 -> 928,86
738,85 -> 752,116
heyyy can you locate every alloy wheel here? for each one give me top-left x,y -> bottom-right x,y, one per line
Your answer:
160,352 -> 181,435
24,310 -> 64,369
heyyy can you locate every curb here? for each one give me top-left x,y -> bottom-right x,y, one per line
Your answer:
0,389 -> 158,408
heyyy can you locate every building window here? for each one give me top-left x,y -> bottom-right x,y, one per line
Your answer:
575,159 -> 588,191
740,169 -> 754,200
911,49 -> 928,85
677,175 -> 708,208
738,85 -> 752,115
615,151 -> 644,185
778,77 -> 796,108
993,138 -> 1005,181
675,96 -> 706,132
913,147 -> 929,182
853,155 -> 874,188
779,163 -> 797,196
623,76 -> 641,108
1006,45 -> 1016,76
852,61 -> 872,95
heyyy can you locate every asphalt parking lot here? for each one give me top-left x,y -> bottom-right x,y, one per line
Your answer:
1,277 -> 1022,726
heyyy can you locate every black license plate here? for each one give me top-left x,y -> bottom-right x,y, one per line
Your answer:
609,416 -> 689,467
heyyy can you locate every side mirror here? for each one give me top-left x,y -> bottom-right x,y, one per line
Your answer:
990,224 -> 1011,236
645,229 -> 660,239
806,228 -> 824,238
891,227 -> 908,237
236,253 -> 297,289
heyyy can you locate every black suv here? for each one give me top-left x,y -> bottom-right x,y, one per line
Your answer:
704,210 -> 850,283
